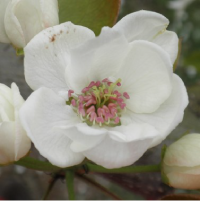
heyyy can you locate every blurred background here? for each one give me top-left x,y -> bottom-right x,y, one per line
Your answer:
0,0 -> 200,199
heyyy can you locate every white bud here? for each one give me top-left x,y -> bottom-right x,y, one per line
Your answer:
0,0 -> 59,48
0,83 -> 31,165
162,134 -> 200,189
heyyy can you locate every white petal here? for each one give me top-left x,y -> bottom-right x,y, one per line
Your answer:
167,172 -> 200,190
20,87 -> 84,167
164,134 -> 200,167
122,74 -> 188,148
83,134 -> 153,169
0,86 -> 14,121
65,27 -> 129,93
11,83 -> 31,161
116,40 -> 173,113
152,31 -> 179,64
24,22 -> 95,92
4,0 -> 26,48
60,123 -> 107,152
39,0 -> 59,28
108,123 -> 158,143
0,122 -> 15,164
113,10 -> 169,42
0,0 -> 11,43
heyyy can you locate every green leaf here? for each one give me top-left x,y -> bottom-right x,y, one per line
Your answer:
159,194 -> 200,201
58,0 -> 121,35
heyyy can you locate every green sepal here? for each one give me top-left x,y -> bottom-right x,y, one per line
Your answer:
16,48 -> 24,56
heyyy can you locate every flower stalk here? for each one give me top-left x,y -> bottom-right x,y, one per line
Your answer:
66,170 -> 75,200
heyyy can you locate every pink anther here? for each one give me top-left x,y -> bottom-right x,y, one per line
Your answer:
95,81 -> 101,87
90,112 -> 97,122
114,117 -> 120,124
85,98 -> 96,107
71,99 -> 76,107
87,106 -> 95,114
117,82 -> 121,86
88,81 -> 95,88
120,103 -> 126,109
117,98 -> 124,103
78,95 -> 84,103
123,92 -> 130,99
68,90 -> 74,98
82,87 -> 89,93
78,103 -> 86,117
96,117 -> 104,123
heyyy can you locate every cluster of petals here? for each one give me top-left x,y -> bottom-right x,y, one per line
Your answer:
20,10 -> 188,169
0,83 -> 31,165
163,134 -> 200,190
0,0 -> 59,48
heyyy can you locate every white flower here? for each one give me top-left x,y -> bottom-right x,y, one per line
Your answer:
0,83 -> 31,165
163,134 -> 200,190
20,11 -> 188,169
0,0 -> 59,48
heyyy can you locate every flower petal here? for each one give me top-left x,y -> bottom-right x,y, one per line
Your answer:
108,123 -> 158,143
116,40 -> 173,113
167,172 -> 200,190
152,31 -> 179,64
65,27 -> 129,93
122,74 -> 188,148
113,10 -> 169,42
24,22 -> 95,92
164,134 -> 200,167
39,0 -> 59,28
60,123 -> 107,152
11,83 -> 31,161
0,122 -> 15,164
20,87 -> 84,167
82,134 -> 153,169
4,0 -> 26,48
0,0 -> 11,43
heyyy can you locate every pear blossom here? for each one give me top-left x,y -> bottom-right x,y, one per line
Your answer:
20,11 -> 188,168
0,83 -> 31,165
163,134 -> 200,189
0,0 -> 59,48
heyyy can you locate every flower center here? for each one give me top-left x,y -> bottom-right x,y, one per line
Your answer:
67,78 -> 130,127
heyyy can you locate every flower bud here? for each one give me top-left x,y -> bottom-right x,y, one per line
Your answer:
162,134 -> 200,189
0,83 -> 31,165
0,0 -> 59,48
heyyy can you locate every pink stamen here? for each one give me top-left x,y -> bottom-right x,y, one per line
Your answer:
114,117 -> 120,124
117,98 -> 124,103
123,92 -> 130,99
87,106 -> 95,114
78,103 -> 86,116
68,90 -> 74,98
95,81 -> 101,87
78,95 -> 84,103
88,81 -> 95,88
82,87 -> 89,93
90,112 -> 97,122
68,78 -> 129,126
71,99 -> 76,107
120,103 -> 126,109
104,89 -> 109,94
96,117 -> 104,123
